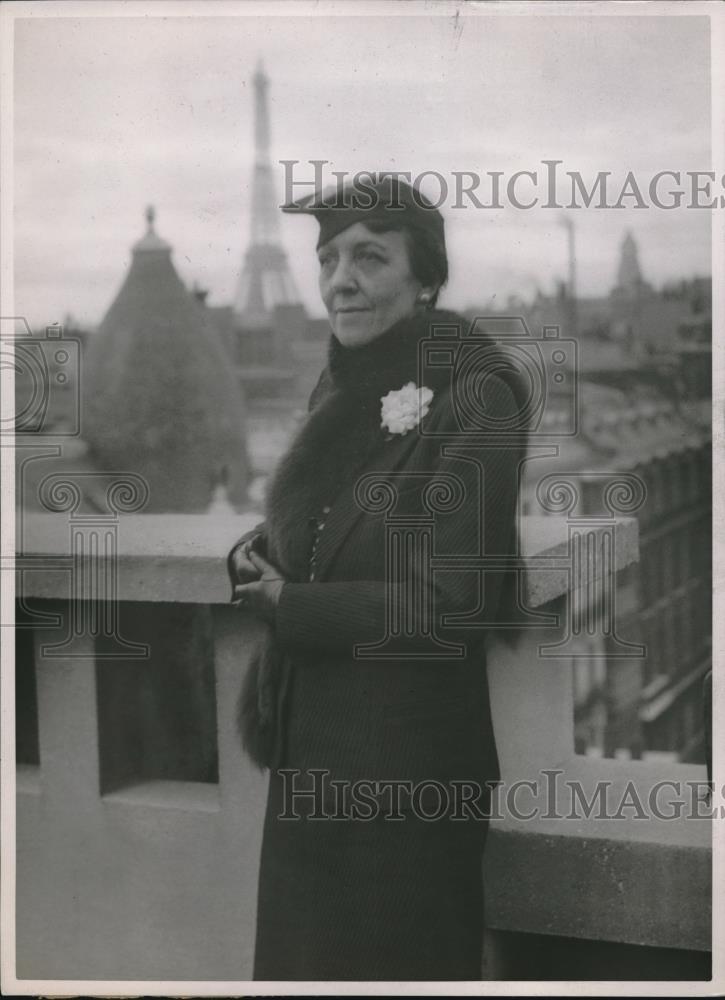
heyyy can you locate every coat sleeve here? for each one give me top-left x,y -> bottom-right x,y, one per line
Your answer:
274,375 -> 523,656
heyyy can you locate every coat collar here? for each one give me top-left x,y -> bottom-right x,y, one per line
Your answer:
308,309 -> 466,581
326,307 -> 464,399
263,309 -> 468,583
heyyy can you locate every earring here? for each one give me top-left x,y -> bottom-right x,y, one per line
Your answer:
418,292 -> 431,304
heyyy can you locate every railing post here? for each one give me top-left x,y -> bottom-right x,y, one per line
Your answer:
210,604 -> 269,978
34,604 -> 101,808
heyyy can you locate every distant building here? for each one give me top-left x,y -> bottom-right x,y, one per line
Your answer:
576,391 -> 709,763
232,62 -> 301,329
522,230 -> 708,362
208,62 -> 317,411
82,207 -> 250,513
500,231 -> 712,764
613,229 -> 649,296
200,63 -> 331,491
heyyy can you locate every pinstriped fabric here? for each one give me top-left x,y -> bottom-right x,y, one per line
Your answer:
251,373 -> 522,980
254,776 -> 489,981
276,374 -> 521,660
231,311 -> 527,981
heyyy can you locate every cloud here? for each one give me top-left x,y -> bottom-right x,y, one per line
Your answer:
13,11 -> 712,326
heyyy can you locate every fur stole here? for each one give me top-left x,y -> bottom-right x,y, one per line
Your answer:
236,308 -> 515,769
236,384 -> 386,769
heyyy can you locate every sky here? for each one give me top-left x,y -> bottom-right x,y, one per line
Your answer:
12,8 -> 713,328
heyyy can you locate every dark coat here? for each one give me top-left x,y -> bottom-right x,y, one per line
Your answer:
227,309 -> 526,980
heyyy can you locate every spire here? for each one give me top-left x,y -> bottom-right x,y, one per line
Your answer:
616,229 -> 644,293
249,61 -> 277,245
233,61 -> 301,325
253,60 -> 270,163
133,204 -> 170,254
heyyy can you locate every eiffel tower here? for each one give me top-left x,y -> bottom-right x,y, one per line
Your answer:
233,62 -> 301,327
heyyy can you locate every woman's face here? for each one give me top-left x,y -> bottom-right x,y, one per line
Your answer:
318,222 -> 426,347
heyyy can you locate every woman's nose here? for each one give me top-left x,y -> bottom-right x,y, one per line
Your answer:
327,258 -> 357,292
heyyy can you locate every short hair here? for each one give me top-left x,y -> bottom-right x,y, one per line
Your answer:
361,217 -> 449,308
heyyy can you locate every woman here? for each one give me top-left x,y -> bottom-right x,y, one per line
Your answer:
228,175 -> 527,981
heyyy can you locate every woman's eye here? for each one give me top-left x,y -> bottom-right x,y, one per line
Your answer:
356,250 -> 384,264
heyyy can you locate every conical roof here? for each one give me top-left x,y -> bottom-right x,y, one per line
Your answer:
83,207 -> 249,512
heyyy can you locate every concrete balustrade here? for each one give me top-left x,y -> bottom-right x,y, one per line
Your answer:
12,513 -> 711,982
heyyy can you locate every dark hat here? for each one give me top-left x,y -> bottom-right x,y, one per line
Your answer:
282,173 -> 445,250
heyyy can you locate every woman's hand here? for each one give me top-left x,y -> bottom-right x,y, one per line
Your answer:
230,537 -> 262,585
232,551 -> 286,623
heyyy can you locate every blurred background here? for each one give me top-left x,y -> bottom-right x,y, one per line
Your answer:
13,11 -> 711,785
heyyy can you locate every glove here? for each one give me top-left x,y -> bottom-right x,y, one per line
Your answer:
227,527 -> 266,599
232,551 -> 286,624
230,537 -> 262,585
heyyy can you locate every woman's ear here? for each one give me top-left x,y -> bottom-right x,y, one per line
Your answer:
417,285 -> 438,307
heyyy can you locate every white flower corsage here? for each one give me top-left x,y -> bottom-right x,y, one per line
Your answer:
380,382 -> 434,438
